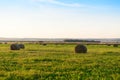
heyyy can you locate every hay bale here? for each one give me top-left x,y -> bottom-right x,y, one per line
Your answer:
43,43 -> 47,46
18,44 -> 25,49
10,44 -> 20,50
113,44 -> 118,47
107,44 -> 111,46
75,44 -> 87,53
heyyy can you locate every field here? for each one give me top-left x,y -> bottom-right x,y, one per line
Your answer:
0,43 -> 120,80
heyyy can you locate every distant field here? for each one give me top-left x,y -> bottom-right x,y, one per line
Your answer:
0,43 -> 120,80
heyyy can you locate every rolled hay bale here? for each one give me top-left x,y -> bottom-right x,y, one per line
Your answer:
18,44 -> 25,49
43,43 -> 47,46
113,44 -> 118,47
10,44 -> 20,50
107,44 -> 111,46
75,44 -> 87,53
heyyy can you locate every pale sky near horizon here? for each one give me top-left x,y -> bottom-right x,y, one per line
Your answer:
0,0 -> 120,38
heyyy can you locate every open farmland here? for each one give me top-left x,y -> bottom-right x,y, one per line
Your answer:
0,43 -> 120,80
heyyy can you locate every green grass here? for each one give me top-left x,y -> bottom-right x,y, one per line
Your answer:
0,44 -> 120,80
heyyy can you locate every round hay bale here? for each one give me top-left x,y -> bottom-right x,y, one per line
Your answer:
10,44 -> 20,50
43,43 -> 47,46
18,44 -> 25,49
107,44 -> 111,46
75,44 -> 87,53
113,44 -> 118,47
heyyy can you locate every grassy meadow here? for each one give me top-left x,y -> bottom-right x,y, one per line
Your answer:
0,43 -> 120,80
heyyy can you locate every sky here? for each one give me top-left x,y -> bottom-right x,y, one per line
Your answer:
0,0 -> 120,38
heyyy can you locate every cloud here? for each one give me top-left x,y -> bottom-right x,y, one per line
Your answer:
32,0 -> 84,7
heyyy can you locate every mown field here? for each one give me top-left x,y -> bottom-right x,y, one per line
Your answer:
0,43 -> 120,80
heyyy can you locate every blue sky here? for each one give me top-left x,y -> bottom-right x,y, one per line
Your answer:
0,0 -> 120,38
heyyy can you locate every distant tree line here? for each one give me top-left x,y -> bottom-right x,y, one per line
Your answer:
64,39 -> 101,43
